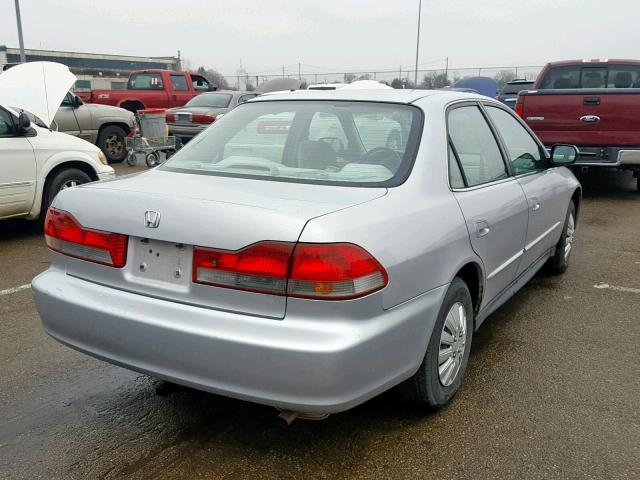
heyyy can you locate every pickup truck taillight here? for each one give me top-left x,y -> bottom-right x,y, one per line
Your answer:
193,242 -> 387,300
514,98 -> 524,118
44,208 -> 128,268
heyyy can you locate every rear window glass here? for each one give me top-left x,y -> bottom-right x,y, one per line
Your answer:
186,93 -> 233,108
539,64 -> 640,89
128,73 -> 164,90
502,82 -> 533,94
161,101 -> 422,187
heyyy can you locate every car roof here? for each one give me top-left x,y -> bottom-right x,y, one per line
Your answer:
253,88 -> 469,105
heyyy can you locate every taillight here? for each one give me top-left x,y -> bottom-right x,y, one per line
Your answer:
192,241 -> 387,300
193,242 -> 294,295
166,113 -> 175,122
514,100 -> 524,118
192,114 -> 215,124
288,243 -> 388,299
44,208 -> 127,268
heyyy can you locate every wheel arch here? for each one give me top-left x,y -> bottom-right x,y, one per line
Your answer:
118,100 -> 146,113
98,121 -> 132,136
453,261 -> 484,320
571,187 -> 582,220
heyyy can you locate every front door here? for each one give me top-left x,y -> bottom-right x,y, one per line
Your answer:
448,104 -> 529,304
483,104 -> 568,274
0,108 -> 37,217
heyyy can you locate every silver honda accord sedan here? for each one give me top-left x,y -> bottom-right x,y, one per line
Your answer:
32,89 -> 581,415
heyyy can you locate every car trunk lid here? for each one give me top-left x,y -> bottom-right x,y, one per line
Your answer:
52,169 -> 386,318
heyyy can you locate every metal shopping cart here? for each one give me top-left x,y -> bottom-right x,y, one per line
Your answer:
126,109 -> 181,167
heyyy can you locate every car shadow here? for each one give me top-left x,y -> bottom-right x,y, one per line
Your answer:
573,169 -> 637,199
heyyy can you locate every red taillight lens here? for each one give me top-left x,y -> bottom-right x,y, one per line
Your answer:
192,241 -> 387,300
166,113 -> 175,122
514,100 -> 524,118
192,114 -> 215,124
44,208 -> 127,268
288,243 -> 387,299
193,242 -> 294,295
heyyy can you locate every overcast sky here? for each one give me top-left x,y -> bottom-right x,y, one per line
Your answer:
3,0 -> 640,76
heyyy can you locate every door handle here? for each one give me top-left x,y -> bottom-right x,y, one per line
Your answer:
475,221 -> 490,238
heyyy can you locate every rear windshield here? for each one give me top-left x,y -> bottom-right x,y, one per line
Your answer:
186,93 -> 233,108
161,100 -> 422,187
502,82 -> 533,94
539,64 -> 640,89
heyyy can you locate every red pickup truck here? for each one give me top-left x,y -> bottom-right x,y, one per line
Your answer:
78,70 -> 214,112
515,59 -> 640,191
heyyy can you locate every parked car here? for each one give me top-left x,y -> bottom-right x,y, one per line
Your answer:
33,89 -> 581,417
77,70 -> 215,113
515,59 -> 640,190
496,79 -> 534,109
50,92 -> 135,163
165,91 -> 260,142
0,63 -> 114,222
451,77 -> 499,97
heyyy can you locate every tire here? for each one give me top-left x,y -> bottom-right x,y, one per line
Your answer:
41,168 -> 92,217
546,201 -> 576,275
126,152 -> 138,166
145,152 -> 159,167
98,125 -> 127,163
399,277 -> 474,409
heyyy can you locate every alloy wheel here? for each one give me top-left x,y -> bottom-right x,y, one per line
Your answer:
564,213 -> 575,262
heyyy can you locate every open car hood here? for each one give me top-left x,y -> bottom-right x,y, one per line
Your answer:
0,62 -> 76,127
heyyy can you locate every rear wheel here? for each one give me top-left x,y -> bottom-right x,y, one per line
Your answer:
41,168 -> 92,218
399,277 -> 473,409
145,151 -> 160,167
98,125 -> 127,163
546,201 -> 576,275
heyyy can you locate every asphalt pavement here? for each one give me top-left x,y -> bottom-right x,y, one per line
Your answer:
1,165 -> 638,479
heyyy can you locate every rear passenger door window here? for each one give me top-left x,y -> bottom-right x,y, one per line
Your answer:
485,106 -> 546,175
447,105 -> 508,187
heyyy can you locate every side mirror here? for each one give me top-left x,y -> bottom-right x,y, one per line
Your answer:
207,84 -> 218,91
18,112 -> 31,133
72,95 -> 83,108
550,144 -> 579,165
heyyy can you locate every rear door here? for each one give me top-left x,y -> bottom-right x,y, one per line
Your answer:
484,104 -> 567,274
169,74 -> 192,107
448,103 -> 529,304
0,108 -> 37,217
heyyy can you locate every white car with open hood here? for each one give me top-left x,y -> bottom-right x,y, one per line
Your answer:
0,62 -> 114,221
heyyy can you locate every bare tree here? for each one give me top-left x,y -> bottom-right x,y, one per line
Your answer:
344,73 -> 357,83
420,71 -> 450,89
196,66 -> 231,90
494,70 -> 517,89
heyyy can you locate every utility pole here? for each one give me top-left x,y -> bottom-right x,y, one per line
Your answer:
445,57 -> 449,84
298,62 -> 301,81
414,0 -> 422,87
14,0 -> 26,63
282,65 -> 285,79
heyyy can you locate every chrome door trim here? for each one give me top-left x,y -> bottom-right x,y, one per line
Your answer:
524,221 -> 561,252
487,249 -> 524,280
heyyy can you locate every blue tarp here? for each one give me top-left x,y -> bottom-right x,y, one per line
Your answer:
452,77 -> 499,98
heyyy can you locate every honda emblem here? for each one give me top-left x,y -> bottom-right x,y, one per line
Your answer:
144,211 -> 161,228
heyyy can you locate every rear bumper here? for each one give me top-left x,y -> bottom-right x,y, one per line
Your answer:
167,123 -> 207,139
32,269 -> 446,413
570,147 -> 640,168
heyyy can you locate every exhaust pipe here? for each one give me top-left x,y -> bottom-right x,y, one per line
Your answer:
276,409 -> 330,425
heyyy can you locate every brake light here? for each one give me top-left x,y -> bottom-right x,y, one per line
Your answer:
288,243 -> 388,299
193,242 -> 294,295
514,99 -> 524,118
192,242 -> 387,300
192,114 -> 215,124
166,113 -> 175,122
44,208 -> 127,268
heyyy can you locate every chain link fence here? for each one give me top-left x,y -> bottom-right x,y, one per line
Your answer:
219,65 -> 544,90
